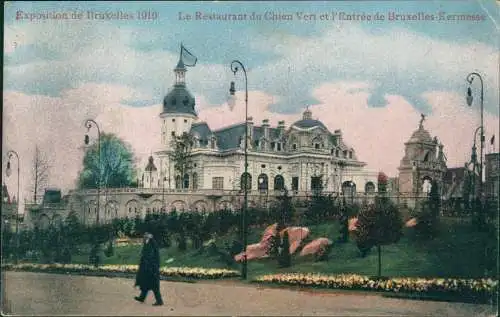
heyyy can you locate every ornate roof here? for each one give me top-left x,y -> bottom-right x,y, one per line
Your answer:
162,85 -> 197,116
292,108 -> 327,129
408,126 -> 433,144
292,119 -> 326,129
145,156 -> 157,172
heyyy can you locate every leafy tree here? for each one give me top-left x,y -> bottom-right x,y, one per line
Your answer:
78,133 -> 137,189
171,132 -> 194,189
353,197 -> 403,277
377,172 -> 388,194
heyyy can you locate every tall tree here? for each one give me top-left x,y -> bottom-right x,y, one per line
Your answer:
171,132 -> 194,189
30,146 -> 50,203
354,197 -> 403,277
78,133 -> 137,189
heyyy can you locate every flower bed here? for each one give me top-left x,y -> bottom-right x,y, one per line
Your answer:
2,263 -> 239,280
254,273 -> 498,301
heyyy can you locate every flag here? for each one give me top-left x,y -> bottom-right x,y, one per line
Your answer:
180,44 -> 197,67
491,135 -> 495,145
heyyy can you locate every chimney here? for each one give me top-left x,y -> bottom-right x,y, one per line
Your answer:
247,116 -> 254,139
278,120 -> 285,134
334,129 -> 342,145
262,119 -> 270,139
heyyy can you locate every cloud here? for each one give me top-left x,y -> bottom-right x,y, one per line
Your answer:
5,18 -> 498,117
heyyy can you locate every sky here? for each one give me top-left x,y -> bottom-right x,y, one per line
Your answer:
3,1 -> 499,209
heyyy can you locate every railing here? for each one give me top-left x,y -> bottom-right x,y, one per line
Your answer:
67,187 -> 432,199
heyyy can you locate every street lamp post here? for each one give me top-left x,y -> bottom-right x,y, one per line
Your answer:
84,119 -> 101,267
229,60 -> 249,280
466,73 -> 484,225
6,150 -> 20,264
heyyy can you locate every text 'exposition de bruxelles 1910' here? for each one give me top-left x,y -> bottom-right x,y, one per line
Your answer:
180,11 -> 486,22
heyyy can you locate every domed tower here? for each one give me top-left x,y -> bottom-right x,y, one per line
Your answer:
398,114 -> 447,199
160,47 -> 198,151
142,156 -> 158,189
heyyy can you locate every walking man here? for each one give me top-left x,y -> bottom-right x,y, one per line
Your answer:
134,232 -> 164,306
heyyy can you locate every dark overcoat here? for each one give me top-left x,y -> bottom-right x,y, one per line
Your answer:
135,238 -> 160,291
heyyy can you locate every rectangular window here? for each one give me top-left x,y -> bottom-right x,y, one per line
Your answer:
171,131 -> 175,137
292,177 -> 299,191
336,149 -> 339,157
292,144 -> 297,150
343,150 -> 347,158
277,143 -> 282,151
212,177 -> 224,190
271,142 -> 275,150
349,151 -> 353,159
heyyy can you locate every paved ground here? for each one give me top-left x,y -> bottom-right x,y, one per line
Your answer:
1,272 -> 497,316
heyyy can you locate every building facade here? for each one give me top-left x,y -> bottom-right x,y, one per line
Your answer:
485,152 -> 499,202
397,115 -> 447,208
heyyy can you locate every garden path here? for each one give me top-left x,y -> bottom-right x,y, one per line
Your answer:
2,271 -> 496,316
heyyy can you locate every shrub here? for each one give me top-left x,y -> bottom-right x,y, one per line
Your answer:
353,197 -> 403,276
177,232 -> 187,251
104,240 -> 114,257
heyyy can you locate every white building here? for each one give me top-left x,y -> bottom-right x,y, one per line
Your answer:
141,54 -> 379,199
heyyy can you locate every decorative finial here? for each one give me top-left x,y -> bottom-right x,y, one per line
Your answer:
419,113 -> 426,129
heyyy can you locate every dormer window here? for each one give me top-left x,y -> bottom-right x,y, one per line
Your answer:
336,149 -> 339,157
343,150 -> 347,158
292,144 -> 297,150
315,143 -> 320,149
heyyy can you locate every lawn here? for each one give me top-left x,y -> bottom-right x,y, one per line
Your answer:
70,217 -> 497,280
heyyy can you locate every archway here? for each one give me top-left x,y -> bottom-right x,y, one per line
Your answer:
274,175 -> 285,190
240,172 -> 252,191
38,214 -> 50,230
342,181 -> 356,195
258,173 -> 269,191
126,199 -> 140,217
171,200 -> 187,212
422,176 -> 433,195
52,214 -> 63,228
365,181 -> 376,194
192,200 -> 208,212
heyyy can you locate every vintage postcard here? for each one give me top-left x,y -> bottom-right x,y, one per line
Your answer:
2,1 -> 499,316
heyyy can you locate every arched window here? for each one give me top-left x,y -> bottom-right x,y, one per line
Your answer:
183,173 -> 190,189
192,172 -> 198,190
240,172 -> 252,191
274,175 -> 285,190
175,175 -> 182,189
258,173 -> 269,191
365,182 -> 375,194
342,181 -> 356,195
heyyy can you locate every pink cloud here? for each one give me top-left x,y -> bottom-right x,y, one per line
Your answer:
3,82 -> 499,213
